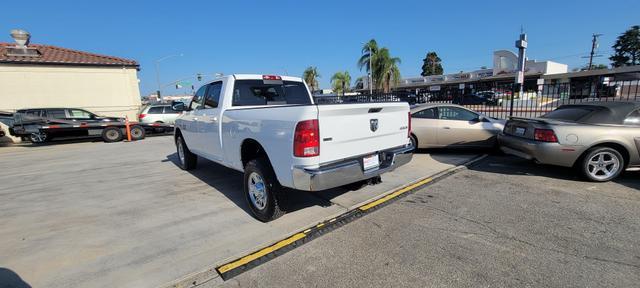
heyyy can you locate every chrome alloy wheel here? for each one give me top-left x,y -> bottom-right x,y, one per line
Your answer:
248,172 -> 267,210
587,151 -> 620,181
29,132 -> 47,143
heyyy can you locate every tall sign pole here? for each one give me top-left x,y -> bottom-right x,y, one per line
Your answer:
512,32 -> 527,117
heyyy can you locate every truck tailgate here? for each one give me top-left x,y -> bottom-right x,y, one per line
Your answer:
316,103 -> 409,164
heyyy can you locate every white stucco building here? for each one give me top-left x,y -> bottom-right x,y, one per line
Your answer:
0,30 -> 141,119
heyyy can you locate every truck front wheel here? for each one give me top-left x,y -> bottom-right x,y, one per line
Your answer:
244,158 -> 286,222
176,134 -> 197,170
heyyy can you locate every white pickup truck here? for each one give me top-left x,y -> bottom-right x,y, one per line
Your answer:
174,74 -> 413,221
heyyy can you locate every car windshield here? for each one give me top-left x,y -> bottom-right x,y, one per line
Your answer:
541,107 -> 595,122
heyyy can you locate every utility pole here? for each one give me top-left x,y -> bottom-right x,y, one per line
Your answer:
512,32 -> 527,117
587,33 -> 603,70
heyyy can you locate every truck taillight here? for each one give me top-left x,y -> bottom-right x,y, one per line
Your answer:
138,114 -> 146,119
533,129 -> 558,142
294,119 -> 319,157
408,112 -> 412,138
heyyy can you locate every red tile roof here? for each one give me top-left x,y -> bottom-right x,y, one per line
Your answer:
0,43 -> 138,68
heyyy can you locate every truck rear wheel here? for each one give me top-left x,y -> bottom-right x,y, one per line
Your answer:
102,127 -> 123,142
244,158 -> 286,222
130,125 -> 146,141
176,134 -> 197,170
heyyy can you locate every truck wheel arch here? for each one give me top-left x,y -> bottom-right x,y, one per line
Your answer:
241,139 -> 271,168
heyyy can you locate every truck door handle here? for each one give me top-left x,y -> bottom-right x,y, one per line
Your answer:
443,127 -> 451,129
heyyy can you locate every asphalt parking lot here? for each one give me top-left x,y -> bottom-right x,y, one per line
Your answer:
0,136 -> 478,288
221,155 -> 640,288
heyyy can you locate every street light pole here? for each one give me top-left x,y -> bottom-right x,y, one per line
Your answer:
154,53 -> 183,101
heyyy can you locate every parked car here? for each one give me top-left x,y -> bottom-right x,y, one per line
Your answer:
138,103 -> 182,125
10,108 -> 144,143
174,74 -> 413,221
452,91 -> 501,106
499,101 -> 640,182
410,104 -> 505,149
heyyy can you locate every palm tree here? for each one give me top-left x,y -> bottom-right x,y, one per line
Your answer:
357,39 -> 378,74
358,39 -> 378,91
302,66 -> 320,93
374,48 -> 401,93
330,71 -> 352,96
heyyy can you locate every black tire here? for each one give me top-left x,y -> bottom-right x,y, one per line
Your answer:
153,121 -> 166,133
102,127 -> 123,142
244,158 -> 286,222
130,125 -> 146,141
410,134 -> 418,151
175,134 -> 197,170
579,147 -> 625,182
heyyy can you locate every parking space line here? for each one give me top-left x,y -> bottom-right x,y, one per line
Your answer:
217,232 -> 307,274
358,177 -> 433,211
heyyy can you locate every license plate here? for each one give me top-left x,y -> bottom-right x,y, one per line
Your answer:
363,154 -> 380,171
515,127 -> 526,135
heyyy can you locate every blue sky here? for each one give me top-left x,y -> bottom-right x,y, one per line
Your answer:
1,0 -> 639,96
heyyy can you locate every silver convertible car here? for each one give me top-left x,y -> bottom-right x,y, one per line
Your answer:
499,101 -> 640,182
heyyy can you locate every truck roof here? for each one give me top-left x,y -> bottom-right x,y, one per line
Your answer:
212,74 -> 304,83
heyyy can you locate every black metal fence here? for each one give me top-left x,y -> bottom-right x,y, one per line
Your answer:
313,80 -> 640,119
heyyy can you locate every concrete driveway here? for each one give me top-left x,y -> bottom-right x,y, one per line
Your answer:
0,136 -> 479,288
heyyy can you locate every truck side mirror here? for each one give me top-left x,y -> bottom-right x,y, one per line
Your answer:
171,101 -> 186,112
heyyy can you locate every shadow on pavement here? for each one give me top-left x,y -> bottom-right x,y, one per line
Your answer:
0,268 -> 31,288
164,153 -> 332,218
469,154 -> 640,190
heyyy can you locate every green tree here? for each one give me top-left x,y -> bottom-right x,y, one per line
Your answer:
357,39 -> 378,91
330,71 -> 352,96
420,51 -> 443,76
610,25 -> 640,67
302,66 -> 321,93
357,39 -> 401,92
581,63 -> 608,70
354,76 -> 364,90
374,48 -> 401,93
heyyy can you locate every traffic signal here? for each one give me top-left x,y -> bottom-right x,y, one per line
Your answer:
197,73 -> 202,81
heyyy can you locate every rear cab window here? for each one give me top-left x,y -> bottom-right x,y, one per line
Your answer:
232,79 -> 311,107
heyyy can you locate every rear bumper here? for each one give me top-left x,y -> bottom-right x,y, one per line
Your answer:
498,133 -> 580,167
292,144 -> 414,191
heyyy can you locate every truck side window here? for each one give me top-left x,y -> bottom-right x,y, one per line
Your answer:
190,85 -> 207,110
204,82 -> 222,109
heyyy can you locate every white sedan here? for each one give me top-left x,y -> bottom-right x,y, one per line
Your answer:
410,104 -> 505,149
